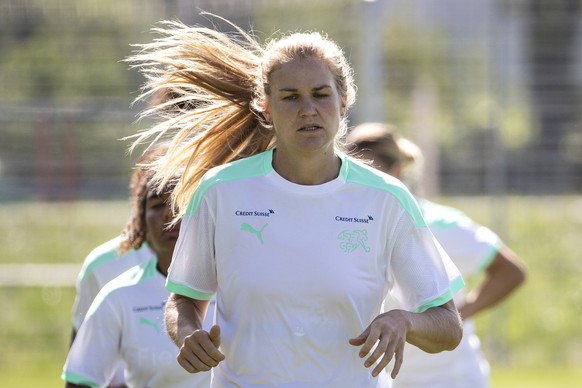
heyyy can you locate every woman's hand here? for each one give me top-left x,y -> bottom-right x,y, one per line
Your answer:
177,324 -> 225,373
349,310 -> 411,379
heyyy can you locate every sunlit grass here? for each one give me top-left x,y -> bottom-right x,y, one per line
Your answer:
0,201 -> 130,264
1,197 -> 581,386
490,366 -> 582,388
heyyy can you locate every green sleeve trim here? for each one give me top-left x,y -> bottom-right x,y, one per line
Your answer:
78,248 -> 119,282
166,280 -> 215,301
79,240 -> 150,282
475,241 -> 503,274
62,371 -> 101,388
343,157 -> 427,227
87,258 -> 157,317
418,199 -> 468,230
415,276 -> 466,313
185,150 -> 272,216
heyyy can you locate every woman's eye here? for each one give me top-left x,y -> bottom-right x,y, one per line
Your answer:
282,95 -> 298,101
148,200 -> 165,209
314,93 -> 329,99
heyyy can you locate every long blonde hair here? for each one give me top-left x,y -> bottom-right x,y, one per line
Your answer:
127,14 -> 356,220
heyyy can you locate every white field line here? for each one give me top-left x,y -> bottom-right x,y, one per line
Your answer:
0,263 -> 81,286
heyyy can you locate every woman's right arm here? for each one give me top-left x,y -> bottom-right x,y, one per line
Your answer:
165,293 -> 225,373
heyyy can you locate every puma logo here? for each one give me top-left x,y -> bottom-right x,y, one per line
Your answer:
139,317 -> 160,333
241,223 -> 268,245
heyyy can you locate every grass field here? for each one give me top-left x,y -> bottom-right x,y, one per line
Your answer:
1,197 -> 581,386
2,363 -> 581,388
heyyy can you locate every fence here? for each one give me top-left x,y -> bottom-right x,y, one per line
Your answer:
1,0 -> 581,201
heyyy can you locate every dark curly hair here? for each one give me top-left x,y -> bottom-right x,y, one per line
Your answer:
118,143 -> 170,254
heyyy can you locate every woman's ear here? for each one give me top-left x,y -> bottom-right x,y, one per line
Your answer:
260,96 -> 271,123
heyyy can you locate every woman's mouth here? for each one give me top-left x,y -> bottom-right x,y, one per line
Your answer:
163,224 -> 181,239
299,125 -> 322,132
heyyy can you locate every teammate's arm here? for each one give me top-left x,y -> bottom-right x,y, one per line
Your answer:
459,245 -> 526,320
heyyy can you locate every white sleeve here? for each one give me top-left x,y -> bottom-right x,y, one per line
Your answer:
71,270 -> 101,330
432,219 -> 502,277
166,192 -> 217,300
387,212 -> 464,313
63,296 -> 122,387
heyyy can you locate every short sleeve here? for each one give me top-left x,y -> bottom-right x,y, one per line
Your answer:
166,191 -> 217,300
63,295 -> 122,387
71,269 -> 101,330
437,221 -> 502,276
422,201 -> 503,277
387,212 -> 464,313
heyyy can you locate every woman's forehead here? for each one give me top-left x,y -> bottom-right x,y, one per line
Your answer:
146,184 -> 172,200
269,58 -> 334,89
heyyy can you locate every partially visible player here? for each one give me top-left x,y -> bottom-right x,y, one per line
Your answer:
347,122 -> 527,388
69,88 -> 188,387
63,145 -> 214,388
68,147 -> 164,387
70,239 -> 151,343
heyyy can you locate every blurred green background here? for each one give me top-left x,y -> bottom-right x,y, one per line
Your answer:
1,197 -> 581,387
1,0 -> 581,386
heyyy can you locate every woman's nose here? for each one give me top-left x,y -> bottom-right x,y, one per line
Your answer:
162,204 -> 173,221
299,98 -> 316,117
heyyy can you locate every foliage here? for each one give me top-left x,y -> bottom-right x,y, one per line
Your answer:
0,0 -> 152,102
2,0 -> 580,200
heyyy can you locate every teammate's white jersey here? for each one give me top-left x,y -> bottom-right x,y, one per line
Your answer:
71,237 -> 153,386
388,199 -> 502,388
167,149 -> 463,388
63,258 -> 214,388
71,236 -> 153,330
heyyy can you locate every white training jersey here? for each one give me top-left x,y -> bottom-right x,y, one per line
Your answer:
388,199 -> 502,388
63,258 -> 215,388
167,149 -> 463,388
71,237 -> 153,386
71,236 -> 153,330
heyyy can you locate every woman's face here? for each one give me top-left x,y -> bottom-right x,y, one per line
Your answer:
264,57 -> 343,156
144,187 -> 180,272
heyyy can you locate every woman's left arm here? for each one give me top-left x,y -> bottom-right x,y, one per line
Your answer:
349,300 -> 462,379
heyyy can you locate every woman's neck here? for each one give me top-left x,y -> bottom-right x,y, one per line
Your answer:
272,148 -> 341,185
155,253 -> 172,277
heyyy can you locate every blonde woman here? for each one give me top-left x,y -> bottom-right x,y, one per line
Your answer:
128,15 -> 464,387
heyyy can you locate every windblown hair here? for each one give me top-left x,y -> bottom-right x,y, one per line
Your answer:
126,14 -> 356,220
118,142 -> 171,255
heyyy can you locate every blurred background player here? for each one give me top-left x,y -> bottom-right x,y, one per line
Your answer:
347,122 -> 527,388
63,144 -> 214,387
68,146 -> 163,387
68,89 -> 190,387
